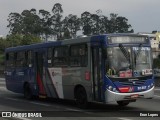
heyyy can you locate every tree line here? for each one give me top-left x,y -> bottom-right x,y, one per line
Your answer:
0,3 -> 134,65
7,3 -> 134,42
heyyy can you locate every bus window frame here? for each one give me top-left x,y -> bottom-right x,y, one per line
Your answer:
6,52 -> 15,68
52,46 -> 69,67
70,44 -> 88,67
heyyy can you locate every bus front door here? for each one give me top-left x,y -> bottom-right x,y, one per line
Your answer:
35,51 -> 46,96
92,47 -> 104,102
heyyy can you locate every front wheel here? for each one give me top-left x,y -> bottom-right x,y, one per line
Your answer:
117,101 -> 130,106
75,87 -> 88,109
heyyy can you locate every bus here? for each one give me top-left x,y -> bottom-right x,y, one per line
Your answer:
5,33 -> 154,107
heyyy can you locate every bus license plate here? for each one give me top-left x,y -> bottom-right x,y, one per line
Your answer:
131,94 -> 139,98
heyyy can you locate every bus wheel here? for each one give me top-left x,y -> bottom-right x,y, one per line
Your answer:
75,87 -> 88,109
24,84 -> 32,100
117,101 -> 129,106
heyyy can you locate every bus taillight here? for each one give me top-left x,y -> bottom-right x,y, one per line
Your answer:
85,71 -> 90,81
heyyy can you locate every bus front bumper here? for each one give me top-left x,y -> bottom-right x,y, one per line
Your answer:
105,86 -> 154,103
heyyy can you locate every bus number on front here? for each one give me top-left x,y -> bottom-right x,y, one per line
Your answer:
137,86 -> 146,90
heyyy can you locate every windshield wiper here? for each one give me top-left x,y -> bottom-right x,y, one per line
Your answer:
119,44 -> 130,63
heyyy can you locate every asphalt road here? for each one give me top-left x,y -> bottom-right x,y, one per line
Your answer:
0,78 -> 160,120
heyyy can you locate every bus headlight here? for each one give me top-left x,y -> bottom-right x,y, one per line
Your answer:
108,86 -> 119,92
113,88 -> 119,92
151,83 -> 154,87
108,86 -> 113,91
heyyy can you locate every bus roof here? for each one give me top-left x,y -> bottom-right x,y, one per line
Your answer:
5,33 -> 148,52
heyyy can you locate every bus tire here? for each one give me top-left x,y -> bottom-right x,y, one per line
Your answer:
24,84 -> 32,100
75,87 -> 88,109
117,101 -> 129,106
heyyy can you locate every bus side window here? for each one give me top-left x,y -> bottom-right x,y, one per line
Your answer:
70,44 -> 88,67
53,46 -> 68,66
6,52 -> 15,68
80,44 -> 88,67
47,48 -> 53,67
16,52 -> 26,67
26,51 -> 32,67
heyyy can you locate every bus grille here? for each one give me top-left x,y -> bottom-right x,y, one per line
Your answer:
119,80 -> 146,86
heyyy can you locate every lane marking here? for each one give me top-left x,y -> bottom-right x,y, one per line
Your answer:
65,108 -> 83,112
5,97 -> 50,107
154,95 -> 160,98
29,101 -> 50,107
118,118 -> 132,120
65,108 -> 93,115
0,81 -> 5,83
5,97 -> 23,101
0,86 -> 7,90
14,117 -> 31,120
154,88 -> 160,91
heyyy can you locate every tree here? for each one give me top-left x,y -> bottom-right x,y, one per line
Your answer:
39,9 -> 53,41
90,14 -> 100,35
63,28 -> 71,39
6,34 -> 23,47
52,3 -> 63,40
21,9 -> 41,35
116,16 -> 134,33
99,15 -> 109,34
108,13 -> 134,33
81,11 -> 92,35
108,13 -> 118,33
7,12 -> 23,34
22,34 -> 42,45
7,3 -> 134,42
63,14 -> 81,38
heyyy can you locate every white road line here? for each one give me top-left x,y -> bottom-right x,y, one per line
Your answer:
0,81 -> 5,83
29,101 -> 50,107
0,86 -> 7,90
14,117 -> 32,120
5,97 -> 50,106
154,95 -> 160,98
118,118 -> 132,120
154,88 -> 160,91
5,97 -> 51,107
5,97 -> 23,101
65,108 -> 93,115
65,108 -> 83,112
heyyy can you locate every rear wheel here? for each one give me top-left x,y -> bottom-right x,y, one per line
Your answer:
117,101 -> 130,106
75,87 -> 88,109
24,84 -> 32,100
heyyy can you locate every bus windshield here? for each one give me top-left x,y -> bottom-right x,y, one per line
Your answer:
106,46 -> 152,78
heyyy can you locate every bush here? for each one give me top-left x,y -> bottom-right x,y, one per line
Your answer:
0,54 -> 4,65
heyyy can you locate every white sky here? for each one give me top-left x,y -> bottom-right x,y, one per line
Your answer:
0,0 -> 160,36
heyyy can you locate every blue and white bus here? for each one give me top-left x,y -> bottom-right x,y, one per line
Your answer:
5,33 -> 154,107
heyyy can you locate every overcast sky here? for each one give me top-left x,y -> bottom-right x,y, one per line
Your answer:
0,0 -> 160,36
